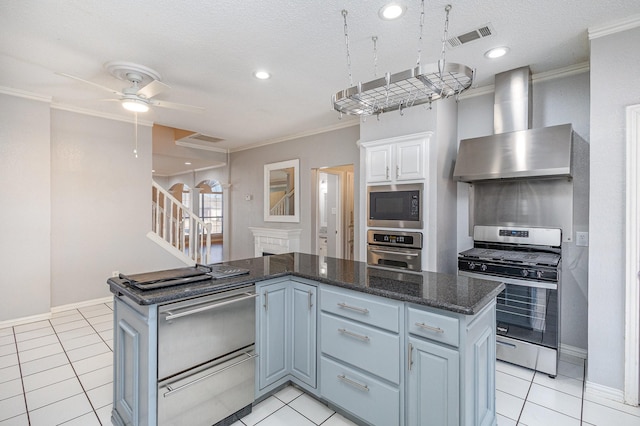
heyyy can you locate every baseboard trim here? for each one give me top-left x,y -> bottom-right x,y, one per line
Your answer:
585,380 -> 625,403
51,296 -> 113,313
0,312 -> 53,329
0,296 -> 113,329
560,343 -> 588,360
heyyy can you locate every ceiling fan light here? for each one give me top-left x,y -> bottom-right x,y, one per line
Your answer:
122,98 -> 149,112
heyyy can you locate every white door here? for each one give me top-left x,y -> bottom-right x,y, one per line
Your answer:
325,173 -> 341,258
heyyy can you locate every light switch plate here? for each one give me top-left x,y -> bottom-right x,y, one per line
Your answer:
576,232 -> 589,247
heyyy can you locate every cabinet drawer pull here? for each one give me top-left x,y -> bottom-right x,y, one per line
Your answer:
337,302 -> 369,315
163,352 -> 258,397
338,328 -> 370,342
337,374 -> 370,392
164,293 -> 258,321
415,322 -> 444,333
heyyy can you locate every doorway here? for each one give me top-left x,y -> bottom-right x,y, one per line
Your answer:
313,165 -> 354,260
625,104 -> 640,405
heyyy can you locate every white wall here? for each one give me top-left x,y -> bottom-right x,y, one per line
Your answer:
0,94 -> 51,321
588,25 -> 640,395
227,125 -> 360,261
1,93 -> 190,322
49,109 -> 187,307
456,71 -> 591,353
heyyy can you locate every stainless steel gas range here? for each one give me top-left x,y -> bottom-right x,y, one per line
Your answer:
458,225 -> 561,376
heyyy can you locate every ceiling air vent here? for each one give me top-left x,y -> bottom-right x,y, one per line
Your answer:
446,23 -> 495,48
176,133 -> 226,152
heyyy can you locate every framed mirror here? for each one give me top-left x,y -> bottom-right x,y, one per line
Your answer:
264,159 -> 300,222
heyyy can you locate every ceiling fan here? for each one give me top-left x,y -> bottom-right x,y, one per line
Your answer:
57,61 -> 204,113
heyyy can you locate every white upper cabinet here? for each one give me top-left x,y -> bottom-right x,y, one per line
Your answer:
363,133 -> 431,183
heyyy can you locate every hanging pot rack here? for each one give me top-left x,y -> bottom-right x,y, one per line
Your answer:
332,4 -> 474,117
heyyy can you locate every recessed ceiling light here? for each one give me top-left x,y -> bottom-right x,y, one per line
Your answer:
254,70 -> 271,80
484,46 -> 509,59
379,3 -> 406,20
184,162 -> 192,165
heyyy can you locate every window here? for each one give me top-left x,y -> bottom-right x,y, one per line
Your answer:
198,180 -> 223,235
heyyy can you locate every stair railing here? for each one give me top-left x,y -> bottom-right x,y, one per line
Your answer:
151,181 -> 212,264
270,189 -> 295,216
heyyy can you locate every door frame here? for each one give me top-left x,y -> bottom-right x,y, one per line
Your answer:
625,104 -> 640,405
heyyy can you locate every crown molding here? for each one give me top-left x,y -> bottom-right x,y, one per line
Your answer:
0,86 -> 52,103
51,102 -> 154,127
459,62 -> 590,99
589,14 -> 640,40
230,117 -> 359,153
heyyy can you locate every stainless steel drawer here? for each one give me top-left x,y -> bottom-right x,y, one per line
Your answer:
158,285 -> 257,380
158,347 -> 257,426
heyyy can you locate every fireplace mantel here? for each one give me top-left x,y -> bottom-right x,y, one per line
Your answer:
249,227 -> 302,256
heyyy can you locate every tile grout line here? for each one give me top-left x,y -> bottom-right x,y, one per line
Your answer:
12,325 -> 31,426
515,371 -> 536,424
48,312 -> 103,425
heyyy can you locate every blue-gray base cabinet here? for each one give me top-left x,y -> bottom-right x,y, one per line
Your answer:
319,285 -> 404,426
111,294 -> 157,426
314,284 -> 497,426
256,277 -> 317,398
406,300 -> 497,426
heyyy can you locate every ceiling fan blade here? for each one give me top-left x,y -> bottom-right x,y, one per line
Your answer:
56,72 -> 124,96
150,99 -> 205,113
137,80 -> 170,99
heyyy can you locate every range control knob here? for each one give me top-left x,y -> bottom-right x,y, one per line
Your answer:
480,264 -> 488,272
536,270 -> 544,279
469,262 -> 476,270
521,269 -> 529,277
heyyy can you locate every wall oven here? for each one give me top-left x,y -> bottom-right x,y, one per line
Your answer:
367,183 -> 423,229
367,229 -> 423,271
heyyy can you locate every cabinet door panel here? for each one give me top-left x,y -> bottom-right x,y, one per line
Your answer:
367,145 -> 392,182
258,283 -> 289,389
408,337 -> 459,426
396,140 -> 424,180
291,283 -> 317,387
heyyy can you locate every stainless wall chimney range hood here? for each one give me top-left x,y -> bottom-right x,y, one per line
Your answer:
453,67 -> 584,183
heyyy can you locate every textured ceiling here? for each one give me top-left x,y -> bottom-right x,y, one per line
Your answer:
1,1 -> 639,174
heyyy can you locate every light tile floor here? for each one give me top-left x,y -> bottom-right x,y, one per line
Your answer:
1,301 -> 639,425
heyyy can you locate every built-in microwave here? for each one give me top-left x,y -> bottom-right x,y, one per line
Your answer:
367,183 -> 423,229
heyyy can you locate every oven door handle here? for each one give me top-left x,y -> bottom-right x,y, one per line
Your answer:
164,293 -> 258,321
163,351 -> 258,398
369,248 -> 420,257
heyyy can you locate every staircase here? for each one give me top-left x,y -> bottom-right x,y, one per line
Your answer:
270,189 -> 295,215
149,181 -> 212,265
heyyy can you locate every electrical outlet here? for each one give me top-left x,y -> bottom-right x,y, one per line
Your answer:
576,232 -> 589,247
112,270 -> 120,277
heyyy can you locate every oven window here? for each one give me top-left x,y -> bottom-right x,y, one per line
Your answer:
496,284 -> 558,349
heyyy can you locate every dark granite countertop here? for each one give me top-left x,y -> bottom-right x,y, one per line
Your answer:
107,253 -> 504,315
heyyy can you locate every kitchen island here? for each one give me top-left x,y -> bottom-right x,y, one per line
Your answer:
108,252 -> 504,426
